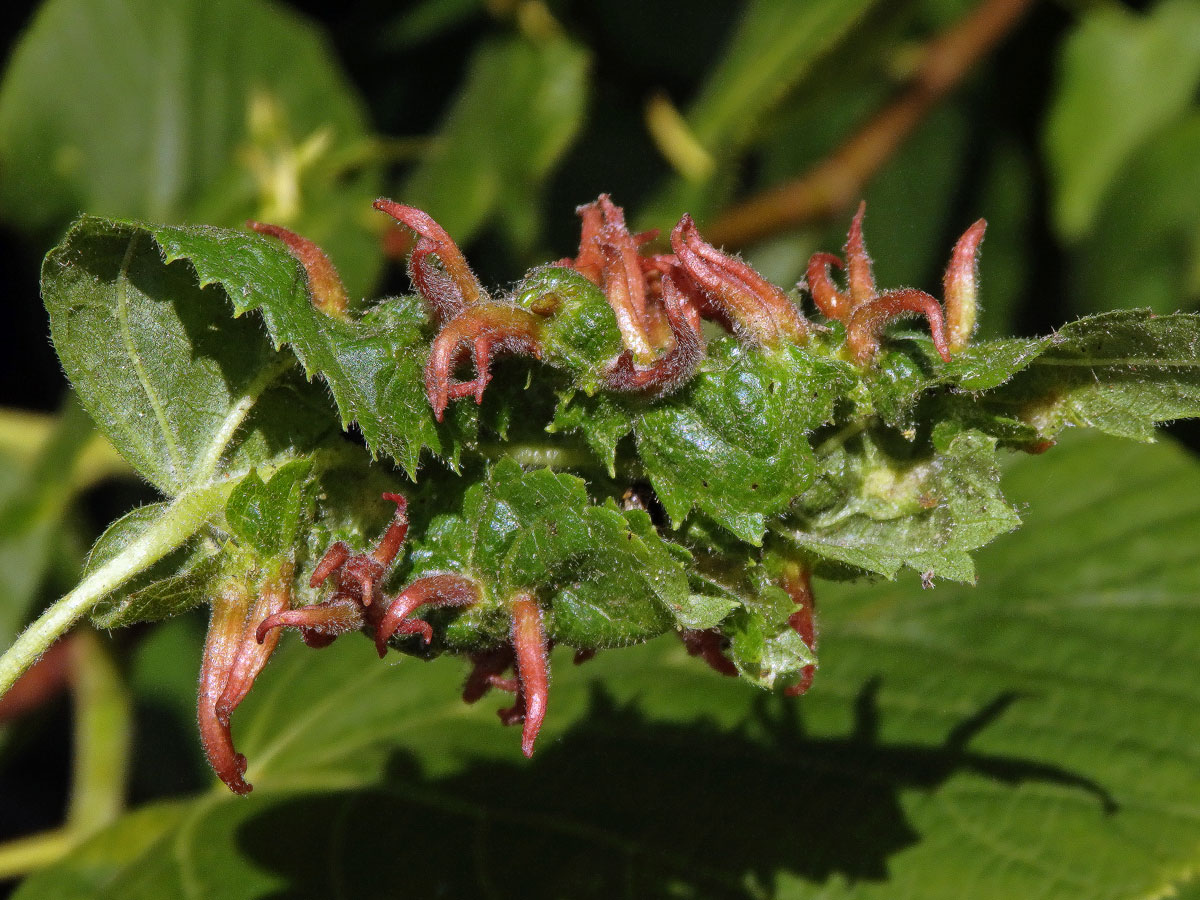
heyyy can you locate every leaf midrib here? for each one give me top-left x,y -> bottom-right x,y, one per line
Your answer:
115,232 -> 184,482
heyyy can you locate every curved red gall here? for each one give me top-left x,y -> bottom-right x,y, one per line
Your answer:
847,289 -> 952,365
374,574 -> 481,658
844,200 -> 877,310
509,596 -> 550,758
671,214 -> 808,347
247,221 -> 349,319
423,303 -> 544,421
603,273 -> 705,397
374,198 -> 485,321
805,252 -> 850,322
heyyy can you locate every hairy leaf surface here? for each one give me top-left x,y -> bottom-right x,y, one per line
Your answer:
406,460 -> 691,649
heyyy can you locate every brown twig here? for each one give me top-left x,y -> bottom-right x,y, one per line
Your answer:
705,0 -> 1036,248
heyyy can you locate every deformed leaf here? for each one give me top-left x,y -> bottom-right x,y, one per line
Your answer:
779,426 -> 1020,583
512,266 -> 624,392
557,338 -> 854,544
862,334 -> 1050,430
547,390 -> 631,476
406,460 -> 691,649
225,460 -> 314,559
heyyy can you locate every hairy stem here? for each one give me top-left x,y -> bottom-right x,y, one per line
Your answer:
0,482 -> 235,700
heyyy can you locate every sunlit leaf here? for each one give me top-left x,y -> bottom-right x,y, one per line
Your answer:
19,434 -> 1200,900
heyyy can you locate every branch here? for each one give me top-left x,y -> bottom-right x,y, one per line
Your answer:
0,481 -> 235,700
705,0 -> 1036,248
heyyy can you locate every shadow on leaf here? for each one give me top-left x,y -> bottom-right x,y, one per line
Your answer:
237,678 -> 1115,898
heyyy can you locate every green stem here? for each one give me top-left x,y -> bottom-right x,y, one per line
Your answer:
476,442 -> 600,471
0,481 -> 235,700
0,829 -> 75,881
813,418 -> 869,458
68,629 -> 132,834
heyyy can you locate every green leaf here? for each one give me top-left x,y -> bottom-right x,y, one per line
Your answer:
864,335 -> 1047,432
385,0 -> 485,48
406,461 -> 690,649
0,0 -> 385,295
637,341 -> 838,543
985,310 -> 1200,441
513,266 -> 625,391
1044,0 -> 1200,239
225,460 -> 314,559
402,34 -> 588,251
727,584 -> 816,690
88,444 -> 402,631
558,339 -> 854,543
85,503 -> 224,629
20,433 -> 1200,900
43,217 -> 338,496
779,426 -> 1020,582
547,390 -> 631,476
13,216 -> 340,679
51,216 -> 471,477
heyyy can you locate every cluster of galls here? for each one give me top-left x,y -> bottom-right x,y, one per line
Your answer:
200,494 -> 547,794
253,193 -> 984,415
203,197 -> 987,794
377,194 -> 982,415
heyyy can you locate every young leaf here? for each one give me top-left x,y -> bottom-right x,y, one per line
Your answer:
727,585 -> 816,690
225,460 -> 314,560
405,460 -> 691,649
779,426 -> 1019,583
